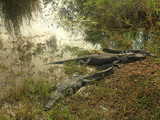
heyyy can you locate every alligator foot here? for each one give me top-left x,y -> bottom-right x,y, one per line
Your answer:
96,64 -> 113,70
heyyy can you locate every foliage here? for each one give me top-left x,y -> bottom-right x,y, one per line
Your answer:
82,0 -> 160,39
144,0 -> 160,41
80,0 -> 160,52
82,0 -> 145,28
64,61 -> 88,76
47,105 -> 71,120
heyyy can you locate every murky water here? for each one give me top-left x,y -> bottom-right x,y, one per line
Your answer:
0,0 -> 102,89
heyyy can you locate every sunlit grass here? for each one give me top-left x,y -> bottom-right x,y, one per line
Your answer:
0,73 -> 53,119
64,61 -> 88,76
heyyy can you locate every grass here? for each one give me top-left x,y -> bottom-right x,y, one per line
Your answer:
0,50 -> 159,119
0,72 -> 54,119
64,61 -> 89,76
46,59 -> 160,120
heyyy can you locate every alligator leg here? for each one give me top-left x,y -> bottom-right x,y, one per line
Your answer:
96,64 -> 113,70
78,58 -> 91,65
113,60 -> 121,68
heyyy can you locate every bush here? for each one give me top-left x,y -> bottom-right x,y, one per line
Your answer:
82,0 -> 160,30
82,0 -> 145,28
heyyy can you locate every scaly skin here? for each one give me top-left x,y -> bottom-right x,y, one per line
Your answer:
46,52 -> 147,66
44,66 -> 114,110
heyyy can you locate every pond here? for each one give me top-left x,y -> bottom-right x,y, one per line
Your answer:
0,0 -> 103,90
0,0 -> 156,90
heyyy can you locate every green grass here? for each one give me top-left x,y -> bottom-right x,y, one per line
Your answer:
0,54 -> 159,120
64,61 -> 89,76
0,73 -> 54,119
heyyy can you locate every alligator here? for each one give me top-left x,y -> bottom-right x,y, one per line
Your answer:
46,48 -> 155,67
44,49 -> 155,110
44,65 -> 114,110
46,52 -> 148,68
102,48 -> 156,57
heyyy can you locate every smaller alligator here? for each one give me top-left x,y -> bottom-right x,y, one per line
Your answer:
44,65 -> 114,110
102,48 -> 156,57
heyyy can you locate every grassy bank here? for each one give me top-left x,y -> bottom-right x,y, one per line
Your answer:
0,56 -> 159,119
0,72 -> 53,119
47,58 -> 160,120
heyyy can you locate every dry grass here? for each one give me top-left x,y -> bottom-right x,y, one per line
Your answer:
0,58 -> 159,119
48,58 -> 160,120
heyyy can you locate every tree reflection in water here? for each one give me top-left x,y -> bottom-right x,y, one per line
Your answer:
1,0 -> 41,37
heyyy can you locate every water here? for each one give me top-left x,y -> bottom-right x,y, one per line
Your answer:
0,0 -> 102,89
0,0 -> 101,62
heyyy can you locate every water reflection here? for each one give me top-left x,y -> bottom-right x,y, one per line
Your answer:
83,22 -> 152,50
0,0 -> 101,89
1,0 -> 41,37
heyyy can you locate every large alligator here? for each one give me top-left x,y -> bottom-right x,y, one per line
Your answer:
44,49 -> 154,110
46,49 -> 151,67
44,65 -> 114,110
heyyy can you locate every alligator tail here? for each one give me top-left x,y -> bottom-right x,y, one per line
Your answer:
102,48 -> 124,54
45,59 -> 79,65
45,60 -> 67,65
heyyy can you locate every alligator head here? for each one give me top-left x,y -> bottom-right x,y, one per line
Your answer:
120,53 -> 146,63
